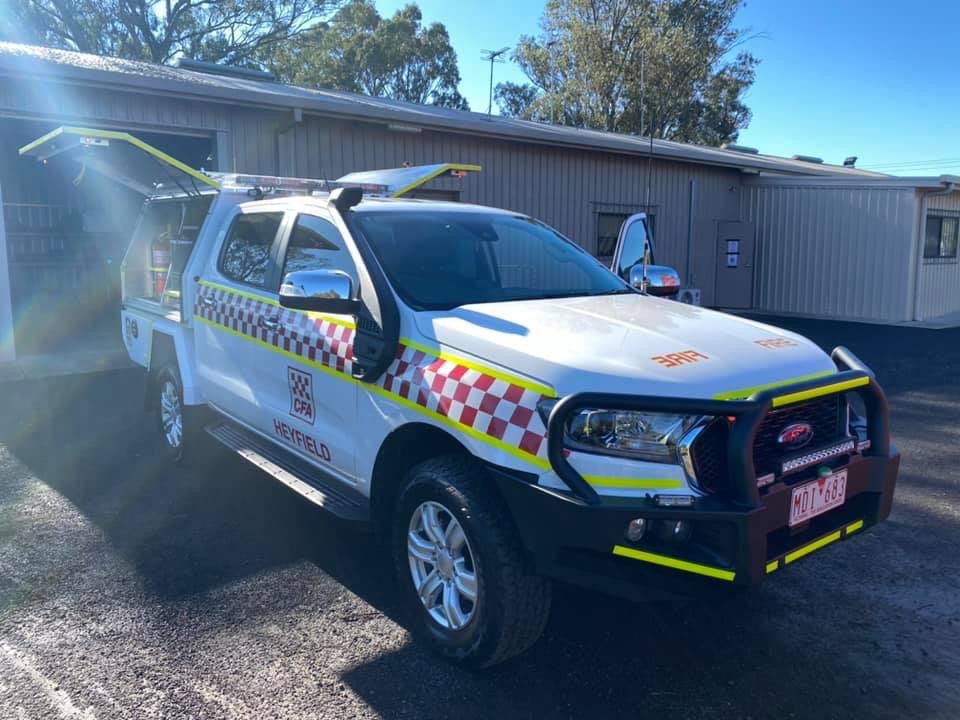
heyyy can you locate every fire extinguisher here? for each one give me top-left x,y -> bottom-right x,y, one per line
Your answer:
151,230 -> 171,298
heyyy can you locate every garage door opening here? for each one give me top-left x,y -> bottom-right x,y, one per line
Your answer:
1,120 -> 213,361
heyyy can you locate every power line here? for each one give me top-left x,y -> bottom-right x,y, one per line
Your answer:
864,158 -> 960,169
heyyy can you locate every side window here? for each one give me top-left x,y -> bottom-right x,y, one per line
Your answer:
924,215 -> 959,260
616,216 -> 655,280
219,212 -> 284,287
282,214 -> 357,281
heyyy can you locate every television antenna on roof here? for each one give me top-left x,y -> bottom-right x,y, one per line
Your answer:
481,47 -> 511,118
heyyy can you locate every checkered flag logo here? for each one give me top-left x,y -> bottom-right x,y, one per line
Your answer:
288,367 -> 316,424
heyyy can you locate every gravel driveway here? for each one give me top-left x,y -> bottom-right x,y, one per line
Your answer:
0,318 -> 957,719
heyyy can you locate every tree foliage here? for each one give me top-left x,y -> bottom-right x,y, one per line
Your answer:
0,0 -> 343,65
496,0 -> 758,145
271,0 -> 468,109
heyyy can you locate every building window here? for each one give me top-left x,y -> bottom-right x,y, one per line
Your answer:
596,212 -> 656,259
924,215 -> 959,260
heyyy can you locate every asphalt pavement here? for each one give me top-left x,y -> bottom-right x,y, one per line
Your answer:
0,317 -> 958,719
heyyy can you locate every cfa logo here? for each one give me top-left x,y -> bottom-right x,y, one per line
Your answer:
288,367 -> 316,425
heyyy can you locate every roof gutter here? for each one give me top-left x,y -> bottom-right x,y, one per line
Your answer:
0,57 -> 866,179
911,178 -> 957,321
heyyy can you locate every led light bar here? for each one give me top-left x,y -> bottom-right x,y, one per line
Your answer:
781,439 -> 856,475
653,494 -> 695,508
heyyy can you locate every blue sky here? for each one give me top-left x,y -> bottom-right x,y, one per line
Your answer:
376,0 -> 959,175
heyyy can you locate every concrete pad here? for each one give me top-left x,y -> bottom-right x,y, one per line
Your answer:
0,345 -> 132,384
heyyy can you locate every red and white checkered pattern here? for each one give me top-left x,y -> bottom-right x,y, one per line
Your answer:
380,344 -> 549,458
195,283 -> 354,375
195,282 -> 550,461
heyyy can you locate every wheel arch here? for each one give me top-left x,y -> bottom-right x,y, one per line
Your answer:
145,331 -> 178,412
370,422 -> 474,534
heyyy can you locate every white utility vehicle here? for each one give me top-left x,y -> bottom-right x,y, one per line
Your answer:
24,129 -> 899,667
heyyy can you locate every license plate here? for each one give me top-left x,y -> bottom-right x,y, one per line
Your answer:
788,469 -> 847,527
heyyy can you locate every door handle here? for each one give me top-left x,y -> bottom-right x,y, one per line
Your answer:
259,316 -> 281,332
200,295 -> 216,307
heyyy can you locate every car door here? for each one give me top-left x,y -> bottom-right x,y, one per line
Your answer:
612,213 -> 652,281
265,211 -> 359,483
194,206 -> 289,434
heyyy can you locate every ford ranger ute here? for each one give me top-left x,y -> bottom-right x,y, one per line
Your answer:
23,128 -> 900,668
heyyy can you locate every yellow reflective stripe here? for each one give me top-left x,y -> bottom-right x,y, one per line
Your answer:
766,560 -> 780,574
391,163 -> 483,198
772,377 -> 870,408
19,126 -> 66,156
198,279 -> 279,306
400,337 -> 555,398
612,545 -> 736,582
150,267 -> 169,273
846,519 -> 864,535
365,384 -> 551,471
583,476 -> 683,489
20,126 -> 221,190
194,314 -> 551,471
196,279 -> 357,329
784,530 -> 842,564
195,315 -> 357,385
713,370 -> 835,400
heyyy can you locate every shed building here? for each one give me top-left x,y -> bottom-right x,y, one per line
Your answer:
742,175 -> 960,324
0,41 -> 952,372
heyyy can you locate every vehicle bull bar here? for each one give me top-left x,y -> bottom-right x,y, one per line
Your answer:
545,346 -> 891,507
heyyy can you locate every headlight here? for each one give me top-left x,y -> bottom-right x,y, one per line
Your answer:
548,405 -> 701,464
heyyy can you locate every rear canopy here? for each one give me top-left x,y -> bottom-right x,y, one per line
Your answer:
20,126 -> 480,198
19,126 -> 220,196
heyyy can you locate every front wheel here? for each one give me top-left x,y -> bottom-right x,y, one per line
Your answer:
393,455 -> 552,667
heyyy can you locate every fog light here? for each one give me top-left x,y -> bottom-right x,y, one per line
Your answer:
655,519 -> 693,542
625,518 -> 647,542
653,494 -> 695,508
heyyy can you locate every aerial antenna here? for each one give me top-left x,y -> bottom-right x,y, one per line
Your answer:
639,51 -> 655,293
481,47 -> 510,118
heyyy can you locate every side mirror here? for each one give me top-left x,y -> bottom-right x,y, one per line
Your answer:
279,269 -> 362,314
629,264 -> 681,298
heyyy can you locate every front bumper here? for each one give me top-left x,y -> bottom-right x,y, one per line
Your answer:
491,346 -> 900,596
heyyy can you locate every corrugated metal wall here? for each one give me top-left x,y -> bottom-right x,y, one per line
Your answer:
277,116 -> 742,303
916,191 -> 960,320
742,183 -> 918,323
0,77 -> 743,303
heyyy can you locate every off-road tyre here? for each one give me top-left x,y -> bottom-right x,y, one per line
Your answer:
392,454 -> 552,667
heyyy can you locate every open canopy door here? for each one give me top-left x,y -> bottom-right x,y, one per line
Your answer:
336,163 -> 480,198
19,126 -> 220,196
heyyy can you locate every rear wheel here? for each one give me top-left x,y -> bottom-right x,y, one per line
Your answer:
393,455 -> 552,667
154,365 -> 200,464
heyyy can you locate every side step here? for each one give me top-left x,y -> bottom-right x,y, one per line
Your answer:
206,421 -> 369,522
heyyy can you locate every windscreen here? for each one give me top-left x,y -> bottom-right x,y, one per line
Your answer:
352,210 -> 631,310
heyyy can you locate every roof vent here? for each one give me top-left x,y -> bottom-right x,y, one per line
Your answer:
722,143 -> 759,154
174,58 -> 275,82
843,156 -> 858,168
792,154 -> 824,164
